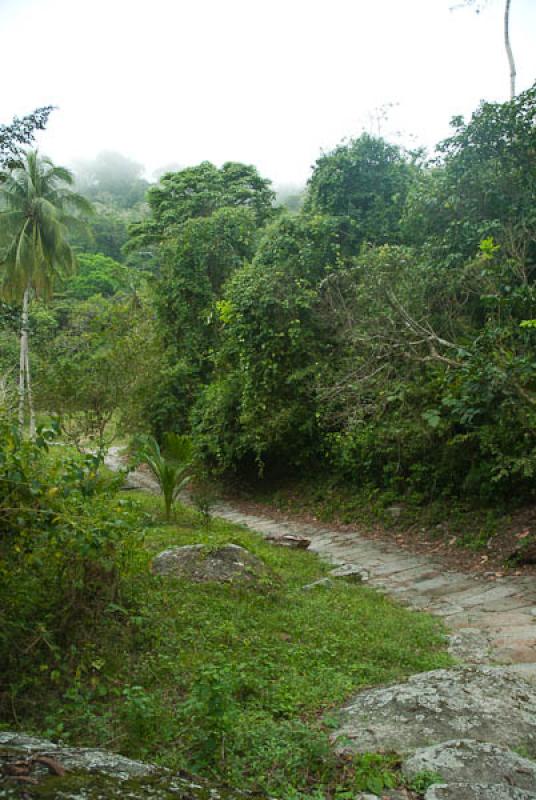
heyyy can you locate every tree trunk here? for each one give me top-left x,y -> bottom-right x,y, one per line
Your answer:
504,0 -> 516,99
25,343 -> 36,440
18,286 -> 30,433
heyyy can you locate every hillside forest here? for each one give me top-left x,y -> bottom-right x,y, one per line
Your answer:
4,88 -> 536,504
1,83 -> 536,797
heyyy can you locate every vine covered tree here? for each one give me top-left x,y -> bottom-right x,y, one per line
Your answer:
304,134 -> 416,253
128,161 -> 275,252
0,151 -> 92,435
127,161 -> 275,435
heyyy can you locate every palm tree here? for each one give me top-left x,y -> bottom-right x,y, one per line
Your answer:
0,151 -> 92,435
136,433 -> 193,521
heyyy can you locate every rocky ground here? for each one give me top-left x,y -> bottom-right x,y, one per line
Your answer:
206,502 -> 536,671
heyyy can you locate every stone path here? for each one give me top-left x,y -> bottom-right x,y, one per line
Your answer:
194,492 -> 536,671
106,447 -> 536,673
208,501 -> 536,673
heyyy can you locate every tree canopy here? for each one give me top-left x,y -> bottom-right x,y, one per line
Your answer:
305,133 -> 417,252
74,150 -> 149,209
0,106 -> 53,168
128,161 -> 275,252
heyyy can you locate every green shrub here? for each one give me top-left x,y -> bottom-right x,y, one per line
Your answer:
0,413 -> 145,717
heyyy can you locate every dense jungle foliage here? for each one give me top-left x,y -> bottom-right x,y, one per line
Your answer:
2,86 -> 536,505
1,84 -> 535,799
131,84 -> 536,507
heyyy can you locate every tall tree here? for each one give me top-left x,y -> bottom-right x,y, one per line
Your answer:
504,0 -> 516,99
0,151 -> 92,435
403,82 -> 536,265
455,0 -> 516,98
128,161 -> 275,253
127,161 -> 275,434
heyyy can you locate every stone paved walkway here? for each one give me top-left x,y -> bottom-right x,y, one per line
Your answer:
107,448 -> 536,676
209,501 -> 536,674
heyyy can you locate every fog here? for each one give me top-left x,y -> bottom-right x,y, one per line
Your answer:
1,0 -> 536,184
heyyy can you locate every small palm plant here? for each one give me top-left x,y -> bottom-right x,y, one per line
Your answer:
137,433 -> 193,521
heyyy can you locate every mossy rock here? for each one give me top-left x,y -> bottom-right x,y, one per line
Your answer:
151,543 -> 269,584
0,733 -> 247,799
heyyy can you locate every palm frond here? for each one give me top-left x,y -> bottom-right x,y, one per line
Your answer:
0,150 -> 93,301
162,432 -> 193,464
136,434 -> 193,520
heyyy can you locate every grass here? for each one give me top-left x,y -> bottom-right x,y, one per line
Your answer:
5,490 -> 451,798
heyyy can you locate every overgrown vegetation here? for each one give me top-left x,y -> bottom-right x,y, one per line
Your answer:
109,84 -> 536,514
1,81 -> 536,798
0,427 -> 450,796
3,87 -> 536,510
0,417 -> 144,701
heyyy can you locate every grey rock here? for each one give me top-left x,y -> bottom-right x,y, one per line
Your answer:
122,472 -> 150,491
0,732 -> 156,778
387,505 -> 403,519
333,667 -> 536,756
447,628 -> 492,664
403,739 -> 536,790
265,533 -> 311,549
425,785 -> 536,800
0,731 -> 253,799
507,663 -> 536,684
329,564 -> 370,582
152,543 -> 268,583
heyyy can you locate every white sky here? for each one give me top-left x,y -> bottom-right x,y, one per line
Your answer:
1,0 -> 535,186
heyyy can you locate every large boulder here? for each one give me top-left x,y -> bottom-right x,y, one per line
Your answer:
425,785 -> 536,799
151,543 -> 269,584
332,667 -> 536,756
0,732 -> 156,780
403,740 -> 536,798
0,731 -> 245,799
